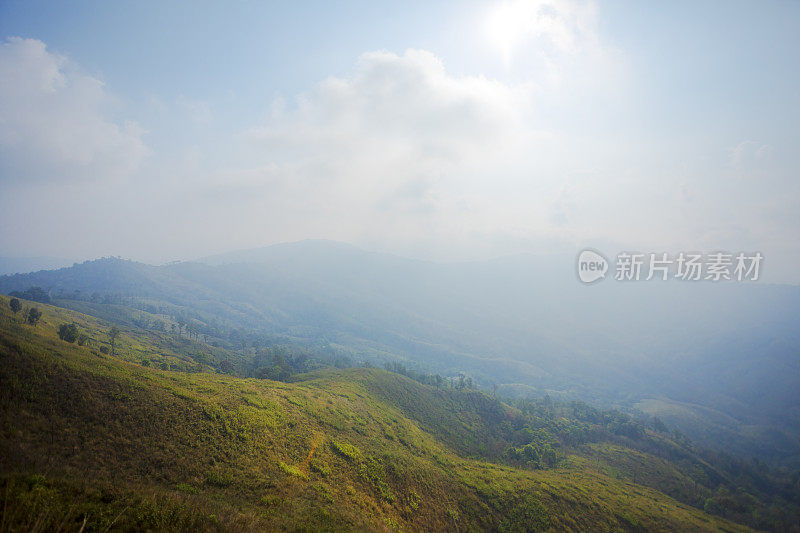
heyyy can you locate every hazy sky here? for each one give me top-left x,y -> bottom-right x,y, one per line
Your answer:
1,1 -> 798,282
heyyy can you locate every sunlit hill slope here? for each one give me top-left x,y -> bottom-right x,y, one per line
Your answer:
0,295 -> 795,531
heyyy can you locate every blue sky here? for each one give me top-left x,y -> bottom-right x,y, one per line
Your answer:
1,1 -> 798,282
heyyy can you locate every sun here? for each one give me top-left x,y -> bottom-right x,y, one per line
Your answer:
485,1 -> 533,64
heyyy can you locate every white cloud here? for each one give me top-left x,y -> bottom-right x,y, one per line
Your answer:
1,35 -> 797,282
0,37 -> 148,183
251,49 -> 532,157
731,140 -> 772,179
209,49 -> 545,249
483,0 -> 618,90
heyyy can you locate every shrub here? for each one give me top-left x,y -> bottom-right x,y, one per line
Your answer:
310,459 -> 331,476
498,495 -> 550,532
26,307 -> 42,326
331,440 -> 361,461
358,457 -> 395,502
279,461 -> 308,480
99,346 -> 110,354
57,323 -> 79,343
205,471 -> 233,487
176,483 -> 199,494
408,489 -> 420,511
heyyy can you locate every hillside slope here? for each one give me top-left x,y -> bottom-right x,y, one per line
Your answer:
0,296 -> 753,532
1,241 -> 798,465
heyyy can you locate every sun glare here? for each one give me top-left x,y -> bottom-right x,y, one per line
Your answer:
486,1 -> 533,64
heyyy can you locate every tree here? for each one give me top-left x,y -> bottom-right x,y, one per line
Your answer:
108,326 -> 121,356
26,307 -> 42,326
58,323 -> 79,343
219,359 -> 235,375
9,287 -> 50,303
9,298 -> 21,316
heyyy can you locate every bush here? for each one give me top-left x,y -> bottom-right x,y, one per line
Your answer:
498,495 -> 550,532
99,346 -> 110,354
331,440 -> 361,461
176,483 -> 199,494
26,307 -> 42,326
57,323 -> 79,343
205,470 -> 233,487
310,459 -> 331,476
279,461 -> 308,480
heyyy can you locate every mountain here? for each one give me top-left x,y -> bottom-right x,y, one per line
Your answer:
4,295 -> 797,531
1,240 -> 799,466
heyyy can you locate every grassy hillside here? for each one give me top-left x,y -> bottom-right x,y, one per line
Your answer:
2,245 -> 798,470
0,295 -> 774,531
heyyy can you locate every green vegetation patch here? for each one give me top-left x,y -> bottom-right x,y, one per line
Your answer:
330,439 -> 361,461
278,461 -> 309,480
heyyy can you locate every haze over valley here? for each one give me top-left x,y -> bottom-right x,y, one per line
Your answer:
1,1 -> 799,531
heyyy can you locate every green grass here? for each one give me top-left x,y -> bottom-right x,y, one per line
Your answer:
0,295 -> 751,531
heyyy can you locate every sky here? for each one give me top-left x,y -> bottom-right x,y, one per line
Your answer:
0,0 -> 799,282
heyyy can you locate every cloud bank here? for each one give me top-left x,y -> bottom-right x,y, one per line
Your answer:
0,37 -> 148,184
0,23 -> 798,282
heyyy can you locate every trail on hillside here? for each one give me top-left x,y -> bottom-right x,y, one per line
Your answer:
301,433 -> 325,472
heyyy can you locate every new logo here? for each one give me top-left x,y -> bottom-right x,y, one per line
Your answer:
577,249 -> 608,283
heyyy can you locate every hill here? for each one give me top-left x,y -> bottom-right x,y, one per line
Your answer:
0,241 -> 799,466
0,297 -> 796,531
4,295 -> 793,531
